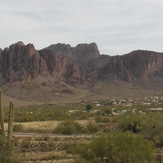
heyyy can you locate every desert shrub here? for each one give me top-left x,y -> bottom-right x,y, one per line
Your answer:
20,139 -> 31,152
117,113 -> 145,133
94,115 -> 110,123
66,142 -> 89,155
117,113 -> 163,146
71,111 -> 86,120
37,139 -> 56,152
53,119 -> 82,135
82,123 -> 100,134
140,114 -> 163,146
0,137 -> 21,163
13,124 -> 24,132
68,132 -> 155,163
104,108 -> 112,115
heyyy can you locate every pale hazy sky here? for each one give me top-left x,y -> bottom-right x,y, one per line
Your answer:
1,0 -> 163,55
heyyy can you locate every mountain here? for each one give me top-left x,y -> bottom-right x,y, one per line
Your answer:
0,41 -> 163,105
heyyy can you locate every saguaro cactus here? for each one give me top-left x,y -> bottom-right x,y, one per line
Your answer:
0,90 -> 5,137
7,100 -> 14,148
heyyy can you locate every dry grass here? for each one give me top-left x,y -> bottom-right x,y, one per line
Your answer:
4,120 -> 92,133
15,121 -> 60,130
19,120 -> 90,130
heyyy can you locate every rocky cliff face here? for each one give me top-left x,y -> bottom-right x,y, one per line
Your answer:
39,48 -> 64,80
99,50 -> 163,82
0,41 -> 163,87
0,42 -> 88,85
0,42 -> 48,83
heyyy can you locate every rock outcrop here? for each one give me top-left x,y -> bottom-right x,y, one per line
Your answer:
39,48 -> 64,80
99,50 -> 163,82
0,42 -> 48,83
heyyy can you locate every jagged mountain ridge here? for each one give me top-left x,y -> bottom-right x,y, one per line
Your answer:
0,41 -> 163,103
0,42 -> 110,85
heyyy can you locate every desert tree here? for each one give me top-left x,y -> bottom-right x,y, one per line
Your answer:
86,104 -> 92,112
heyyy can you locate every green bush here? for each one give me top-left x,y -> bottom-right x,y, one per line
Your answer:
68,131 -> 155,163
117,113 -> 163,146
94,115 -> 111,123
66,142 -> 89,155
117,113 -> 145,133
82,123 -> 100,134
86,105 -> 92,112
53,119 -> 82,135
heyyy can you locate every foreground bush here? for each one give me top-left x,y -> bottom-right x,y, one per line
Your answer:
67,131 -> 155,163
117,113 -> 163,146
0,137 -> 21,163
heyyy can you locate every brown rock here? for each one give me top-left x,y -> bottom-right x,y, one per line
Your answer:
1,42 -> 48,82
39,48 -> 64,80
1,41 -> 163,86
100,50 -> 163,81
